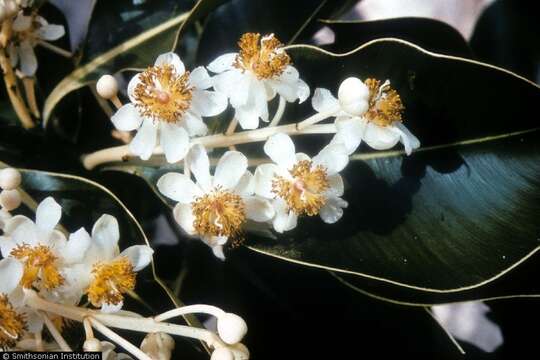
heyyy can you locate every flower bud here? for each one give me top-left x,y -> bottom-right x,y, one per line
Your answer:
140,332 -> 175,360
0,189 -> 21,211
96,75 -> 119,100
83,338 -> 102,352
217,313 -> 247,345
338,77 -> 369,116
0,168 -> 21,190
211,347 -> 234,360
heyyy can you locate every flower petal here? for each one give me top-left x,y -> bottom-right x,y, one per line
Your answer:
279,65 -> 299,83
326,174 -> 344,197
185,144 -> 212,191
213,151 -> 248,189
130,118 -> 157,160
119,245 -> 154,272
111,103 -> 143,131
264,133 -> 296,169
254,163 -> 279,199
296,79 -> 310,104
272,199 -> 297,233
101,302 -> 123,313
19,40 -> 37,76
157,172 -> 200,203
0,236 -> 16,258
63,228 -> 92,264
37,24 -> 65,41
91,214 -> 120,260
190,90 -> 228,117
394,123 -> 421,155
362,122 -> 400,151
12,14 -> 32,32
160,123 -> 190,163
213,70 -> 249,107
189,66 -> 213,89
2,215 -> 32,236
173,203 -> 196,235
183,112 -> 208,137
234,171 -> 254,196
312,88 -> 339,113
312,143 -> 349,176
8,43 -> 18,68
0,258 -> 23,294
127,73 -> 142,103
36,197 -> 62,232
207,53 -> 237,73
245,196 -> 275,222
331,116 -> 366,155
235,106 -> 259,130
320,197 -> 348,224
154,52 -> 184,74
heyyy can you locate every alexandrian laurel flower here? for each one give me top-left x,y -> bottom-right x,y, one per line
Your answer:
8,11 -> 65,76
157,144 -> 274,259
111,52 -> 227,163
208,33 -> 309,130
66,214 -> 154,313
254,133 -> 349,233
313,77 -> 420,155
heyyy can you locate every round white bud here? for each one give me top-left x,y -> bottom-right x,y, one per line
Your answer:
96,75 -> 119,99
338,77 -> 370,116
0,189 -> 21,211
0,168 -> 21,190
211,347 -> 234,360
83,338 -> 102,352
217,313 -> 247,345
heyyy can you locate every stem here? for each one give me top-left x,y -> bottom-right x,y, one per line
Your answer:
23,77 -> 40,118
89,318 -> 152,360
82,123 -> 337,170
26,291 -> 223,347
111,95 -> 123,110
83,317 -> 94,339
34,331 -> 44,352
37,40 -> 72,58
0,47 -> 35,129
297,108 -> 338,130
268,96 -> 286,127
154,305 -> 225,323
225,117 -> 238,136
40,312 -> 72,351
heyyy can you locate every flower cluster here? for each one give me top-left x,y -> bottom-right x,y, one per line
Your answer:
0,0 -> 66,77
98,32 -> 421,260
0,168 -> 250,359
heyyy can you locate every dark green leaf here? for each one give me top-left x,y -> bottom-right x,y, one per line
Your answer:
245,39 -> 540,292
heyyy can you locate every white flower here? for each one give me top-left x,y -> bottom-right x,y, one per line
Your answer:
0,197 -> 89,293
208,33 -> 309,130
0,197 -> 92,333
8,11 -> 65,76
313,77 -> 420,155
0,257 -> 27,349
157,144 -> 274,259
67,214 -> 154,312
253,133 -> 349,233
112,52 -> 227,163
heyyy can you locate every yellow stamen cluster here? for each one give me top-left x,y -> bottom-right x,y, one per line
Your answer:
0,295 -> 26,350
272,160 -> 329,216
191,187 -> 246,240
234,33 -> 290,80
133,64 -> 193,123
86,257 -> 136,308
10,244 -> 64,290
364,78 -> 404,127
